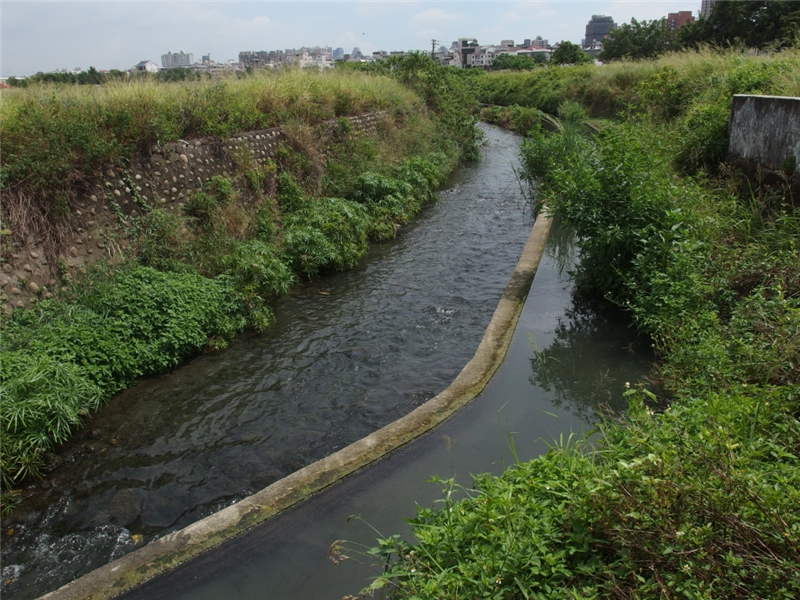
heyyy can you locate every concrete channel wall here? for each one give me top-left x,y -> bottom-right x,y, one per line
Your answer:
728,94 -> 800,196
39,210 -> 553,600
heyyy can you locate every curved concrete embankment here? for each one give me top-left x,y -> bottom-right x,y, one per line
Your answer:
40,210 -> 553,600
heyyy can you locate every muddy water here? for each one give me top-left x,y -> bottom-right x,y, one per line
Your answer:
120,221 -> 652,600
3,124 -> 544,599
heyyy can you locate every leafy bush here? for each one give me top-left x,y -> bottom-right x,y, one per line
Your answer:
205,175 -> 235,204
275,171 -> 309,214
183,191 -> 219,229
350,171 -> 418,240
223,240 -> 294,330
282,197 -> 371,278
355,387 -> 800,599
0,267 -> 247,485
133,208 -> 191,271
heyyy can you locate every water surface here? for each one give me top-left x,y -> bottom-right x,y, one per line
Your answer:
3,124 -> 539,599
121,219 -> 652,600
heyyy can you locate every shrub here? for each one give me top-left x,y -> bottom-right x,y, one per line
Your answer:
276,171 -> 308,214
281,197 -> 371,278
223,240 -> 294,330
0,266 -> 248,485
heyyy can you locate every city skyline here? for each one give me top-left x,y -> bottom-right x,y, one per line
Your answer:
3,1 -> 698,77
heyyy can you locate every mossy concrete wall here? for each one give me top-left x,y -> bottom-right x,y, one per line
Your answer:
728,94 -> 800,198
38,210 -> 553,600
0,112 -> 385,312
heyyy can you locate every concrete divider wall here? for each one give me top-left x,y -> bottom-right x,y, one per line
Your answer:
728,95 -> 800,195
39,210 -> 553,600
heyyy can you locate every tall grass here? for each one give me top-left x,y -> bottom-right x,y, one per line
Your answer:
0,69 -> 423,202
476,47 -> 800,120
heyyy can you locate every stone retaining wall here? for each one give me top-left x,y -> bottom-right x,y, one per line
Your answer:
0,112 -> 385,312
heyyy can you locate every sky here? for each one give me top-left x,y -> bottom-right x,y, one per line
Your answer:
2,1 -> 700,76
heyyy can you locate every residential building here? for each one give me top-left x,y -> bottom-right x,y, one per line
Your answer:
471,45 -> 498,69
295,52 -> 333,69
135,60 -> 159,73
667,11 -> 695,29
161,50 -> 194,69
700,0 -> 716,18
239,51 -> 272,68
456,38 -> 479,68
582,15 -> 616,48
530,36 -> 549,49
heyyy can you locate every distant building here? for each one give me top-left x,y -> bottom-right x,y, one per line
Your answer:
135,60 -> 159,73
529,36 -> 549,49
202,54 -> 211,65
333,47 -> 345,60
295,52 -> 333,69
517,48 -> 553,61
583,15 -> 616,48
456,38 -> 479,68
667,11 -> 695,29
351,47 -> 364,59
700,0 -> 716,18
471,45 -> 498,69
239,51 -> 271,68
161,51 -> 193,69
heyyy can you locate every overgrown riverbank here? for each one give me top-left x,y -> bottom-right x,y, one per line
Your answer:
355,50 -> 800,598
0,65 -> 480,497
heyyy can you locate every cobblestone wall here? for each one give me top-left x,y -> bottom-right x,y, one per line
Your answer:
1,112 -> 385,312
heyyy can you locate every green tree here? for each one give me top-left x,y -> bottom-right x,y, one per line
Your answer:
550,41 -> 593,65
491,53 -> 543,71
679,1 -> 800,50
599,18 -> 678,61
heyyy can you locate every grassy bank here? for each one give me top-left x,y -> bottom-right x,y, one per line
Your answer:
351,49 -> 800,598
0,63 -> 479,495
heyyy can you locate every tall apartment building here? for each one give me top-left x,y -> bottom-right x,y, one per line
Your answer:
582,15 -> 616,48
667,11 -> 695,30
161,51 -> 193,69
700,0 -> 716,18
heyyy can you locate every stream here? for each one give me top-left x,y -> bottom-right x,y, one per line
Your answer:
3,124 -> 567,599
120,222 -> 652,600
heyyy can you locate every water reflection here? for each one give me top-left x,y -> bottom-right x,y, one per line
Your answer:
529,293 -> 652,422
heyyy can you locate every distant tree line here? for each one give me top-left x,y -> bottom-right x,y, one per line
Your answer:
8,66 -> 206,87
600,0 -> 800,62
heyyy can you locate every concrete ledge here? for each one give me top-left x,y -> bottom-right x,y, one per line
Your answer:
39,210 -> 553,600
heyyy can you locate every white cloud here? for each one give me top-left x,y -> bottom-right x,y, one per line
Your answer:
410,8 -> 462,27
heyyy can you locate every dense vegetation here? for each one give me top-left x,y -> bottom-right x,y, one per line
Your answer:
0,63 -> 480,495
349,49 -> 800,598
600,1 -> 800,62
